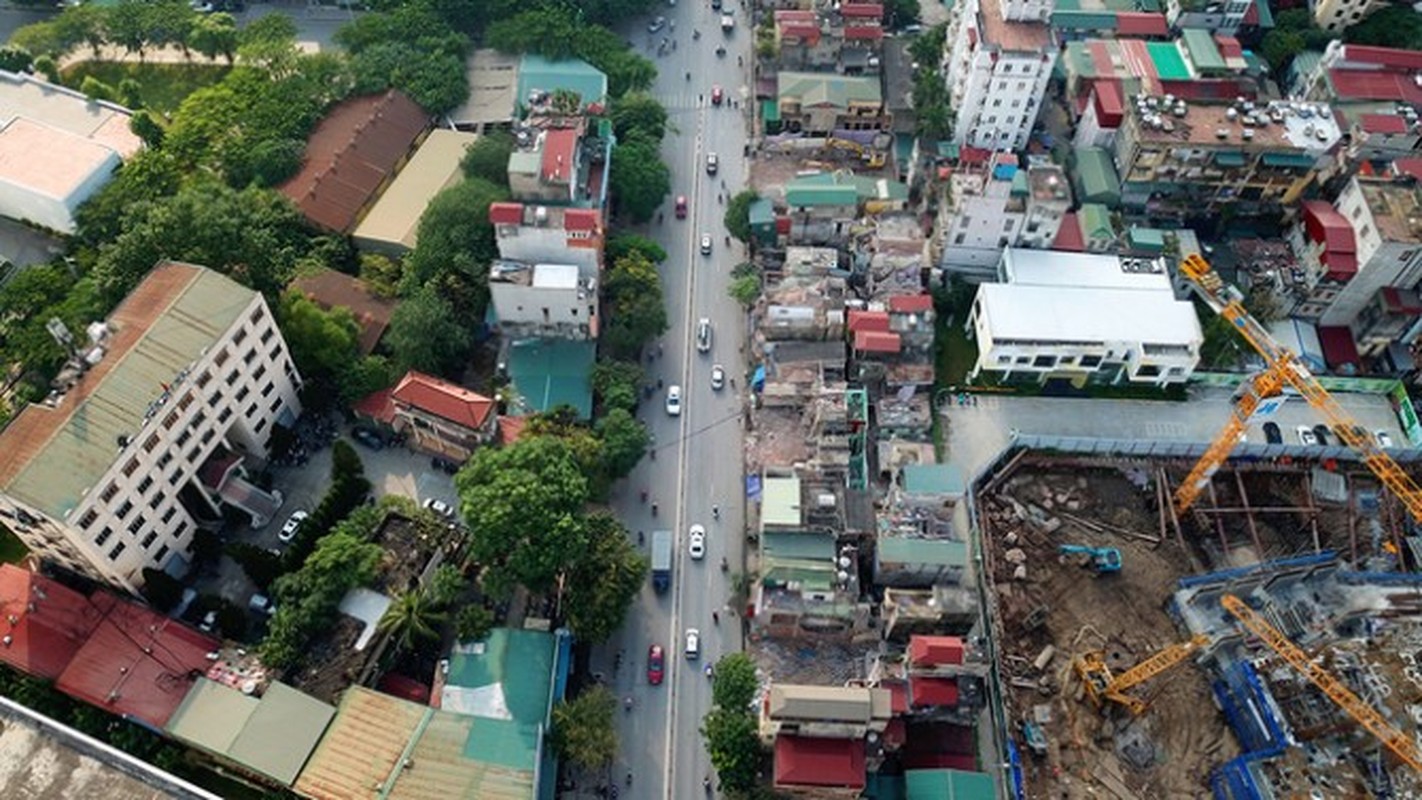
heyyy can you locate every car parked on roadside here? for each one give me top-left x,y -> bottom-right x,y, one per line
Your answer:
423,498 -> 454,518
706,152 -> 718,174
351,428 -> 384,450
278,510 -> 308,543
648,15 -> 666,33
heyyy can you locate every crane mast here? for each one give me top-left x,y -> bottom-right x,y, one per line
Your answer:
1221,594 -> 1422,772
1172,255 -> 1422,522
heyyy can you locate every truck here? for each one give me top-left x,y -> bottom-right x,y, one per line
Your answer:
651,530 -> 673,592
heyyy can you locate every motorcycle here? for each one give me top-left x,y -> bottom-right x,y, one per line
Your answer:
651,502 -> 659,517
720,556 -> 728,572
693,29 -> 700,40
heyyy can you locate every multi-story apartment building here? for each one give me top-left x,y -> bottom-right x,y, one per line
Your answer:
942,0 -> 1055,151
488,261 -> 598,340
969,249 -> 1203,386
0,262 -> 302,594
489,202 -> 604,282
1311,0 -> 1389,33
1114,95 -> 1342,219
1164,0 -> 1259,35
937,152 -> 1070,278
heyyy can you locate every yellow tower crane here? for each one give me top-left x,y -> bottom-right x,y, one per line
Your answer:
1075,633 -> 1212,716
1221,594 -> 1422,772
1172,254 -> 1422,521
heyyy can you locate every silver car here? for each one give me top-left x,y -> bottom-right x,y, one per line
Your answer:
697,318 -> 712,352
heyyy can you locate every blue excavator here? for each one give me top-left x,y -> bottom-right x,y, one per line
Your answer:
1058,544 -> 1122,575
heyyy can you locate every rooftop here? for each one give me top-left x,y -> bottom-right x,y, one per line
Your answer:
504,338 -> 595,419
1357,179 -> 1422,243
165,679 -> 335,786
516,53 -> 608,112
291,269 -> 398,355
1028,165 -> 1071,202
488,201 -> 602,233
877,536 -> 968,568
976,280 -> 1202,348
777,71 -> 883,108
351,129 -> 477,251
0,564 -> 103,680
440,628 -> 559,772
0,70 -> 141,159
278,90 -> 430,233
391,370 -> 495,431
774,735 -> 867,789
1000,248 -> 1170,291
450,48 -> 518,127
978,0 -> 1051,52
768,683 -> 880,722
1128,97 -> 1342,151
0,262 -> 255,521
762,475 -> 803,528
0,117 -> 119,202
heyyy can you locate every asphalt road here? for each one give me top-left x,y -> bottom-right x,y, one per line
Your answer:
596,2 -> 752,797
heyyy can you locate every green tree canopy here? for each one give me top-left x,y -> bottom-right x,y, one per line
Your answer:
403,177 -> 508,315
190,12 -> 239,63
379,588 -> 448,653
455,604 -> 494,642
485,7 -> 654,97
460,130 -> 516,187
724,190 -> 758,243
608,136 -> 670,223
1345,6 -> 1422,50
594,408 -> 649,481
605,233 -> 666,265
728,262 -> 762,308
602,249 -> 669,359
550,686 -> 618,770
563,513 -> 648,642
455,435 -> 591,591
711,653 -> 759,712
590,359 -> 644,414
263,530 -> 383,668
609,91 -> 668,143
701,707 -> 762,795
385,285 -> 473,376
278,291 -> 362,389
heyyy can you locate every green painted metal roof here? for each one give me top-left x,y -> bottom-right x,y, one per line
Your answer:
1147,42 -> 1192,81
761,531 -> 838,589
762,475 -> 802,527
906,769 -> 998,800
166,679 -> 334,786
506,338 -> 594,419
748,197 -> 775,225
778,71 -> 882,109
1214,150 -> 1247,167
761,98 -> 781,123
1050,9 -> 1118,29
785,181 -> 858,208
1262,151 -> 1316,168
1181,29 -> 1225,72
877,537 -> 968,568
1079,202 -> 1115,241
517,54 -> 608,109
1127,226 -> 1167,252
1073,147 -> 1121,207
443,629 -> 557,771
902,464 -> 966,496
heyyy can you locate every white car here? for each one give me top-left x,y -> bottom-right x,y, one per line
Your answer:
685,628 -> 701,659
278,510 -> 308,543
706,152 -> 719,174
648,15 -> 666,33
697,318 -> 712,352
1376,430 -> 1395,448
711,364 -> 725,390
700,234 -> 713,255
666,385 -> 682,416
1296,425 -> 1318,446
688,524 -> 706,560
423,498 -> 454,518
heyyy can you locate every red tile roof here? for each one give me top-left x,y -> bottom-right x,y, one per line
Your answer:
910,676 -> 960,707
1359,113 -> 1408,134
889,294 -> 934,313
1329,69 -> 1422,104
564,208 -> 601,232
353,386 -> 396,426
909,635 -> 965,667
958,146 -> 992,165
279,91 -> 430,233
845,25 -> 884,40
391,371 -> 495,431
1215,35 -> 1243,60
540,127 -> 580,184
847,309 -> 891,333
1301,200 -> 1357,280
1115,12 -> 1168,38
841,3 -> 883,18
291,270 -> 398,355
1051,212 -> 1086,252
489,201 -> 523,226
776,10 -> 821,43
774,735 -> 867,789
498,415 -> 527,446
0,565 -> 102,680
883,680 -> 909,713
855,330 -> 902,353
56,593 -> 219,729
1093,79 -> 1124,128
1340,44 -> 1422,72
1318,326 -> 1361,371
1395,158 -> 1422,181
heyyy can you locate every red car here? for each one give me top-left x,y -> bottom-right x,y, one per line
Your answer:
647,645 -> 665,685
675,195 -> 688,219
711,85 -> 724,106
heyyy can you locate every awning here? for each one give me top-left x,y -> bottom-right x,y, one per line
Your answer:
1213,151 -> 1247,167
1262,152 -> 1316,168
1318,326 -> 1361,371
761,99 -> 781,123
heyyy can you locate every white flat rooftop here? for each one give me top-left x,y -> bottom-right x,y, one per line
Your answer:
978,282 -> 1202,346
533,262 -> 579,289
1001,248 -> 1172,291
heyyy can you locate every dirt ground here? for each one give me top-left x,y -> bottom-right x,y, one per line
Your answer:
982,465 -> 1238,799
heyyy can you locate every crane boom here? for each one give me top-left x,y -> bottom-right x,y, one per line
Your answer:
1221,594 -> 1422,773
1108,633 -> 1211,695
1173,254 -> 1422,522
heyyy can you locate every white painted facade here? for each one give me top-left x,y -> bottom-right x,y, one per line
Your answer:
942,0 -> 1055,151
488,262 -> 598,340
938,159 -> 1070,278
1165,0 -> 1252,34
1319,178 -> 1422,328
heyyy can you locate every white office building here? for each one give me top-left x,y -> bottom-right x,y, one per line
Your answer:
968,249 -> 1203,386
0,262 -> 302,593
488,261 -> 598,340
942,0 -> 1055,151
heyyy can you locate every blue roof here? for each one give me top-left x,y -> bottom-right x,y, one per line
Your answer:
506,338 -> 595,419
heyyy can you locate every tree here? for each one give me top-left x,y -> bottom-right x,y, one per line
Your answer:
590,359 -> 644,414
357,252 -> 404,298
139,568 -> 184,612
386,285 -> 473,376
105,0 -> 153,60
550,686 -> 618,771
605,233 -> 666,265
237,12 -> 301,76
350,42 -> 469,113
487,8 -> 654,97
728,263 -> 761,308
602,249 -> 669,359
403,177 -> 508,314
724,190 -> 757,243
711,653 -> 759,712
455,604 -> 494,641
277,291 -> 363,405
79,75 -> 115,102
263,530 -> 383,668
0,46 -> 33,74
129,109 -> 165,149
608,136 -> 670,223
609,91 -> 668,143
563,513 -> 648,642
190,12 -> 239,63
379,588 -> 448,652
1346,6 -> 1422,50
524,408 -> 609,496
226,541 -> 284,589
595,408 -> 649,481
427,564 -> 466,605
701,706 -> 762,795
460,130 -> 515,187
455,435 -> 590,591
1260,29 -> 1307,73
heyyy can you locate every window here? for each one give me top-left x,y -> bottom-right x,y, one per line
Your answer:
95,527 -> 113,547
1004,219 -> 1015,231
270,397 -> 283,413
187,446 -> 201,464
997,355 -> 1012,364
122,458 -> 139,477
148,493 -> 163,510
214,348 -> 230,367
225,370 -> 239,386
1080,355 -> 1102,368
253,365 -> 266,382
78,510 -> 98,529
141,531 -> 157,549
178,392 -> 195,411
260,328 -> 274,345
243,348 -> 257,365
157,453 -> 172,470
250,307 -> 265,325
144,434 -> 160,453
197,371 -> 211,389
161,506 -> 177,524
992,99 -> 1002,108
247,403 -> 258,419
1032,355 -> 1056,368
255,419 -> 268,434
115,500 -> 133,519
136,476 -> 153,494
169,469 -> 183,486
233,328 -> 248,346
154,545 -> 169,563
192,410 -> 206,428
175,430 -> 191,448
200,429 -> 215,445
108,543 -> 126,561
218,408 -> 232,424
261,382 -> 275,398
954,232 -> 966,245
127,518 -> 143,535
236,387 -> 250,403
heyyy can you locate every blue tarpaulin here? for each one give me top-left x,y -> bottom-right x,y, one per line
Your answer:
746,474 -> 762,500
752,364 -> 766,391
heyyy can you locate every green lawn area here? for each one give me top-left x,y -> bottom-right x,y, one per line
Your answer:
60,62 -> 231,116
0,524 -> 28,565
934,299 -> 979,389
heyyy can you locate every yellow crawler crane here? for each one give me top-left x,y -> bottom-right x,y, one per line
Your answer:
1076,633 -> 1212,716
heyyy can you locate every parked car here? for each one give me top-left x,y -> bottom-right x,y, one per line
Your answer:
351,428 -> 384,450
685,628 -> 700,659
423,498 -> 454,518
278,510 -> 308,543
1313,425 -> 1331,446
710,364 -> 725,390
697,318 -> 712,352
248,593 -> 276,616
648,15 -> 666,33
1263,421 -> 1282,444
431,456 -> 460,474
1377,430 -> 1395,448
1296,425 -> 1318,446
666,385 -> 682,416
647,645 -> 665,685
688,524 -> 706,560
675,195 -> 688,219
706,152 -> 719,174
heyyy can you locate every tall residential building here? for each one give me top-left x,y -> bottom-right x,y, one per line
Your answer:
488,261 -> 598,340
942,0 -> 1055,151
936,152 -> 1071,278
1310,0 -> 1388,33
489,202 -> 604,281
0,262 -> 302,593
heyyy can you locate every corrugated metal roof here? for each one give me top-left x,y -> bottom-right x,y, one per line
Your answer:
291,269 -> 397,355
761,476 -> 801,527
778,71 -> 882,109
352,129 -> 476,252
877,537 -> 967,568
504,338 -> 594,420
905,768 -> 998,800
768,684 -> 873,722
279,91 -> 430,233
1181,28 -> 1225,72
0,262 -> 253,521
774,735 -> 866,789
516,54 -> 608,111
0,564 -> 103,679
1073,147 -> 1121,206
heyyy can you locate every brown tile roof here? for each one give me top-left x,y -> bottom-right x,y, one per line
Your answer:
279,91 -> 430,233
392,371 -> 495,431
290,269 -> 398,355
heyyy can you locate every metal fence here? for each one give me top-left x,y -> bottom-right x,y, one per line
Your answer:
1009,433 -> 1422,465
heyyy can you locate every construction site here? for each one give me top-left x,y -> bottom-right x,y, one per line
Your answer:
973,255 -> 1422,800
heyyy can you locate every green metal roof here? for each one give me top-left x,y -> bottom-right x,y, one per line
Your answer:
1262,152 -> 1316,168
902,464 -> 966,496
1073,147 -> 1121,207
761,530 -> 837,589
877,537 -> 967,568
1214,150 -> 1247,167
506,338 -> 595,420
443,628 -> 557,771
785,181 -> 858,208
1127,226 -> 1167,252
1254,0 -> 1274,27
1181,29 -> 1225,72
517,54 -> 608,110
761,98 -> 781,123
1147,42 -> 1191,81
748,197 -> 775,226
1078,202 -> 1115,242
778,71 -> 882,109
166,679 -> 334,786
906,769 -> 998,800
762,475 -> 802,527
1050,9 -> 1118,29
0,263 -> 254,520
